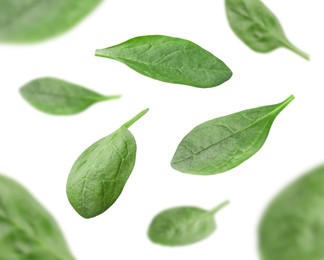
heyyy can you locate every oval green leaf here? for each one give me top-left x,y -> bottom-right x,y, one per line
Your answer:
148,201 -> 229,246
0,174 -> 74,260
259,164 -> 324,260
225,0 -> 309,60
171,95 -> 294,175
95,35 -> 232,88
0,0 -> 101,43
20,77 -> 120,115
66,109 -> 148,218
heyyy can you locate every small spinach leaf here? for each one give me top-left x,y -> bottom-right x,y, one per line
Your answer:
148,201 -> 229,246
95,35 -> 232,88
225,0 -> 309,60
20,77 -> 120,115
259,164 -> 324,260
0,174 -> 74,260
171,95 -> 294,175
66,109 -> 149,218
0,0 -> 101,43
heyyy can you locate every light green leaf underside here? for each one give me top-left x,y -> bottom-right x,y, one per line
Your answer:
225,0 -> 309,59
259,165 -> 324,260
66,109 -> 148,219
96,35 -> 232,88
0,174 -> 74,260
66,128 -> 136,219
0,0 -> 102,42
20,77 -> 120,115
171,95 -> 294,175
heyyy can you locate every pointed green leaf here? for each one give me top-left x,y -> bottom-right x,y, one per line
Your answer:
171,95 -> 294,175
96,35 -> 232,88
20,77 -> 120,115
148,201 -> 229,246
225,0 -> 309,59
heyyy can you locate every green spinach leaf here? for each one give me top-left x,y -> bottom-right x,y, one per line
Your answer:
95,35 -> 232,88
225,0 -> 309,60
0,174 -> 74,260
148,201 -> 229,246
66,109 -> 149,218
259,164 -> 324,260
0,0 -> 101,43
20,77 -> 120,115
171,95 -> 294,175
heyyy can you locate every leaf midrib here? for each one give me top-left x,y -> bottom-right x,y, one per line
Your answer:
21,89 -> 107,102
96,50 -> 229,74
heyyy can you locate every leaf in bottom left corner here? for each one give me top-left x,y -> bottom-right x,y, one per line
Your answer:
0,173 -> 74,260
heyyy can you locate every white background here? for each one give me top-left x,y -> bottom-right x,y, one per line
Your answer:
0,0 -> 323,259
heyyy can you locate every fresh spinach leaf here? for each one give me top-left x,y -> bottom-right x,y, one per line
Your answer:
66,108 -> 149,218
95,35 -> 232,88
148,201 -> 229,246
225,0 -> 309,60
259,164 -> 324,260
0,0 -> 101,43
20,77 -> 120,115
171,95 -> 294,175
0,174 -> 74,260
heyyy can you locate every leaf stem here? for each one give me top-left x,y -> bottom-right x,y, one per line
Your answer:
95,49 -> 111,59
278,94 -> 295,109
209,200 -> 230,215
284,41 -> 309,60
102,94 -> 122,101
121,108 -> 149,129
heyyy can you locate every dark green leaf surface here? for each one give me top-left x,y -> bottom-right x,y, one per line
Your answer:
148,201 -> 229,246
66,109 -> 148,218
171,95 -> 294,175
259,164 -> 324,260
20,77 -> 120,115
225,0 -> 309,59
95,35 -> 232,88
0,174 -> 74,260
0,0 -> 101,43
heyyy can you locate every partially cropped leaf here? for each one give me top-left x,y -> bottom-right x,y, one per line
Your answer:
225,0 -> 309,59
66,109 -> 149,218
171,95 -> 294,175
0,0 -> 101,43
0,174 -> 74,260
148,201 -> 229,246
95,35 -> 232,88
259,164 -> 324,260
20,77 -> 120,115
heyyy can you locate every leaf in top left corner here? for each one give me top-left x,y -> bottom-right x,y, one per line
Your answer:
0,0 -> 102,43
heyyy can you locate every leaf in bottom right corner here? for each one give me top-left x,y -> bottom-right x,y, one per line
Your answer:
259,164 -> 324,260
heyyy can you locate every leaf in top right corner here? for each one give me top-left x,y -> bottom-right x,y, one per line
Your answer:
225,0 -> 309,60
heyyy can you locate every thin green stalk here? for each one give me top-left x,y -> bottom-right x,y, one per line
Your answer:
284,41 -> 309,60
102,94 -> 121,101
121,108 -> 149,129
276,95 -> 295,112
209,200 -> 230,215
